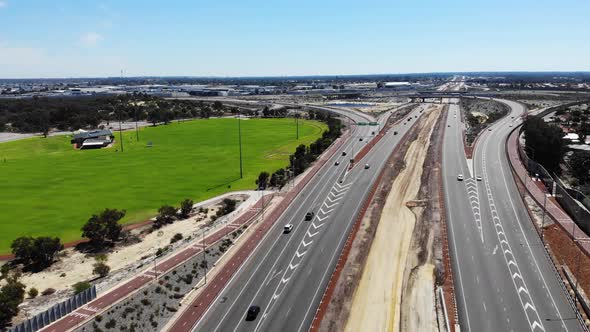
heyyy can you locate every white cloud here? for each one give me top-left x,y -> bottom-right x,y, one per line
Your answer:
0,1 -> 7,8
79,32 -> 102,47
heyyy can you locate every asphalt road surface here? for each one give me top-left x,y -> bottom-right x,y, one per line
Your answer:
185,104 -> 428,332
443,100 -> 582,332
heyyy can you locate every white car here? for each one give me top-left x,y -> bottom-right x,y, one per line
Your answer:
476,176 -> 482,181
457,174 -> 464,181
509,124 -> 513,127
283,224 -> 293,233
365,164 -> 370,169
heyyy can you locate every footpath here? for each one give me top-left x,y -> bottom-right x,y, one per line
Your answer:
506,129 -> 590,256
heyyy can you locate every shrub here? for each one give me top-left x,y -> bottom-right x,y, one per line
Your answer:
141,298 -> 151,306
105,319 -> 116,329
41,287 -> 55,295
73,281 -> 92,294
170,233 -> 183,244
28,287 -> 39,298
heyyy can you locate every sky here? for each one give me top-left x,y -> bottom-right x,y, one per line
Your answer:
0,0 -> 589,78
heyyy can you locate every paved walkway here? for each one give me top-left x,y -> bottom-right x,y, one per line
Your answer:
507,129 -> 590,256
39,195 -> 273,332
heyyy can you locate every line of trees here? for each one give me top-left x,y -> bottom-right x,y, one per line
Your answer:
257,111 -> 342,189
0,95 -> 227,133
524,115 -> 566,174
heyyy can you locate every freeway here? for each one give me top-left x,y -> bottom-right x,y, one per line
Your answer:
443,100 -> 582,331
178,104 -> 428,332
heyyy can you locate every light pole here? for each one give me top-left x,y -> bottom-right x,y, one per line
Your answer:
134,106 -> 139,142
202,228 -> 207,285
238,112 -> 243,179
118,112 -> 124,152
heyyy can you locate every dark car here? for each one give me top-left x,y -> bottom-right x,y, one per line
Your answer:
305,212 -> 315,221
394,131 -> 398,135
342,151 -> 347,156
359,137 -> 363,141
246,305 -> 260,321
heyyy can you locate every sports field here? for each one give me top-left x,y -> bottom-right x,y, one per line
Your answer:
0,118 -> 326,253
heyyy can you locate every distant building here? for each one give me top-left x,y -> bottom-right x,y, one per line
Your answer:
71,129 -> 114,149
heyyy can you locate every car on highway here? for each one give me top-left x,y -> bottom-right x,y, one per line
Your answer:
509,124 -> 513,127
305,212 -> 315,221
476,176 -> 482,181
365,164 -> 370,169
334,161 -> 340,166
371,131 -> 375,135
342,151 -> 347,156
283,224 -> 293,233
488,128 -> 492,131
394,131 -> 398,135
457,174 -> 464,181
359,137 -> 363,141
246,305 -> 260,321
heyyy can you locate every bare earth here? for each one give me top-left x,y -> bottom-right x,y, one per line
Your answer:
345,106 -> 441,332
15,191 -> 266,320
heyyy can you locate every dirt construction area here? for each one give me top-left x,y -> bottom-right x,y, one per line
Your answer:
312,105 -> 443,331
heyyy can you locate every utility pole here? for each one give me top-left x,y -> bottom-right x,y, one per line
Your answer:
202,229 -> 207,285
118,112 -> 124,152
238,112 -> 243,179
135,106 -> 139,142
296,115 -> 299,140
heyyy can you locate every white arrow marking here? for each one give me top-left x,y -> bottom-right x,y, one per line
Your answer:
331,191 -> 346,198
324,202 -> 338,209
319,207 -> 334,215
531,321 -> 544,331
327,196 -> 342,203
518,286 -> 528,295
307,230 -> 319,238
288,263 -> 298,270
316,215 -> 328,222
512,272 -> 522,280
302,239 -> 312,247
311,222 -> 324,230
295,250 -> 306,258
524,302 -> 536,312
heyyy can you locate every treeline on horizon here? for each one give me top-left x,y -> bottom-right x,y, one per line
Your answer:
0,95 -> 234,133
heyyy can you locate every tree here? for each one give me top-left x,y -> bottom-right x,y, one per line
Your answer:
180,199 -> 194,218
256,171 -> 270,189
154,205 -> 177,228
570,151 -> 590,184
524,116 -> 566,174
220,198 -> 237,215
11,236 -> 62,268
212,101 -> 223,111
32,237 -> 62,267
0,274 -> 25,326
10,236 -> 35,265
81,209 -> 125,246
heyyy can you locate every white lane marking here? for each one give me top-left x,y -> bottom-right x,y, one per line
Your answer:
481,131 -> 544,332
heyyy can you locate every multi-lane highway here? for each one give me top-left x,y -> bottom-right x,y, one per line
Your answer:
180,104 -> 428,332
443,100 -> 582,332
